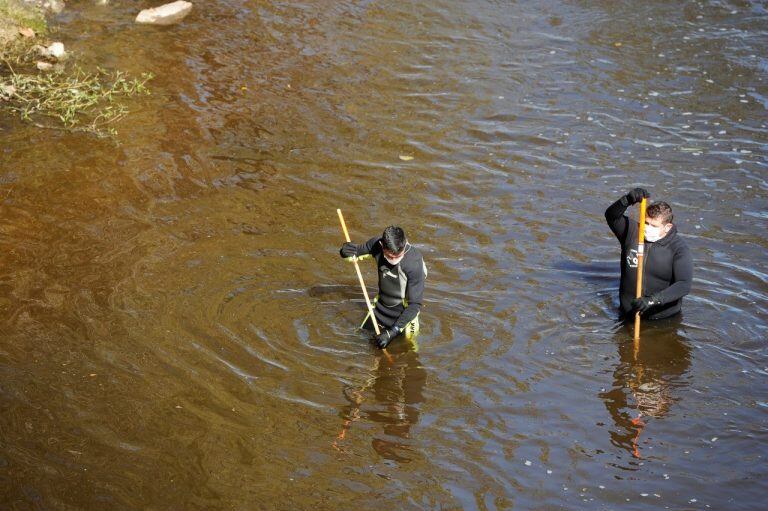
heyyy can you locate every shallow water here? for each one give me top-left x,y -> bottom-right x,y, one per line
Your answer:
1,0 -> 766,509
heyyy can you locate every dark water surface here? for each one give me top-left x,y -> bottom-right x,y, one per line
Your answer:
1,0 -> 767,509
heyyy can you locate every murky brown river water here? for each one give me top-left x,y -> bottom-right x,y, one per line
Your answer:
1,0 -> 767,509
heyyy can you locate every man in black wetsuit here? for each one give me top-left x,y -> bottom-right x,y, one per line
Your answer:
605,188 -> 693,320
340,226 -> 427,349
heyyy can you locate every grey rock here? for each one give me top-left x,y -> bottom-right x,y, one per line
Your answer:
136,1 -> 193,25
46,41 -> 65,58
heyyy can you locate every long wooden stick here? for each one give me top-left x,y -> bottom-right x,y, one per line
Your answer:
337,209 -> 380,336
634,197 -> 647,346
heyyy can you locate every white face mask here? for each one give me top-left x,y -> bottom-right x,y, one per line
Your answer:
384,253 -> 404,265
644,224 -> 667,242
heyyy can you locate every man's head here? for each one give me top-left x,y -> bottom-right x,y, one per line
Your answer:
645,202 -> 673,242
381,226 -> 407,263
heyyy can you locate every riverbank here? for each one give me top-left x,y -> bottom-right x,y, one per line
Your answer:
0,0 -> 46,51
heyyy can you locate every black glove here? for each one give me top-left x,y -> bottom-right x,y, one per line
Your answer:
339,242 -> 358,258
625,188 -> 650,205
630,294 -> 661,313
374,326 -> 400,349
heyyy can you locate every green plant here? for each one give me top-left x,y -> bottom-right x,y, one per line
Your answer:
0,65 -> 153,136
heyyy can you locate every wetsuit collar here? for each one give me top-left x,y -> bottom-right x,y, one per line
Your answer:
652,224 -> 677,246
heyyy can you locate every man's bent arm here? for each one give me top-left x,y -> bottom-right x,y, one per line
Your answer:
605,195 -> 630,243
393,264 -> 425,331
347,236 -> 381,257
655,247 -> 693,304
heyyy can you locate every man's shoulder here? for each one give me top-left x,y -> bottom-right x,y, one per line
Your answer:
663,230 -> 691,257
402,245 -> 425,271
407,244 -> 425,259
672,233 -> 691,255
408,242 -> 424,255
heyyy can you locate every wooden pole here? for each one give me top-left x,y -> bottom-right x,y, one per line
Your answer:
336,210 -> 393,363
634,198 -> 647,347
336,209 -> 381,337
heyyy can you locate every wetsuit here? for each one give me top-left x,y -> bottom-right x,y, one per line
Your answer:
605,197 -> 693,319
346,237 -> 427,331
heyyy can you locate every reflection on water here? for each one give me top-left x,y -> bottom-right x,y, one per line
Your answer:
335,345 -> 426,463
601,317 -> 692,460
